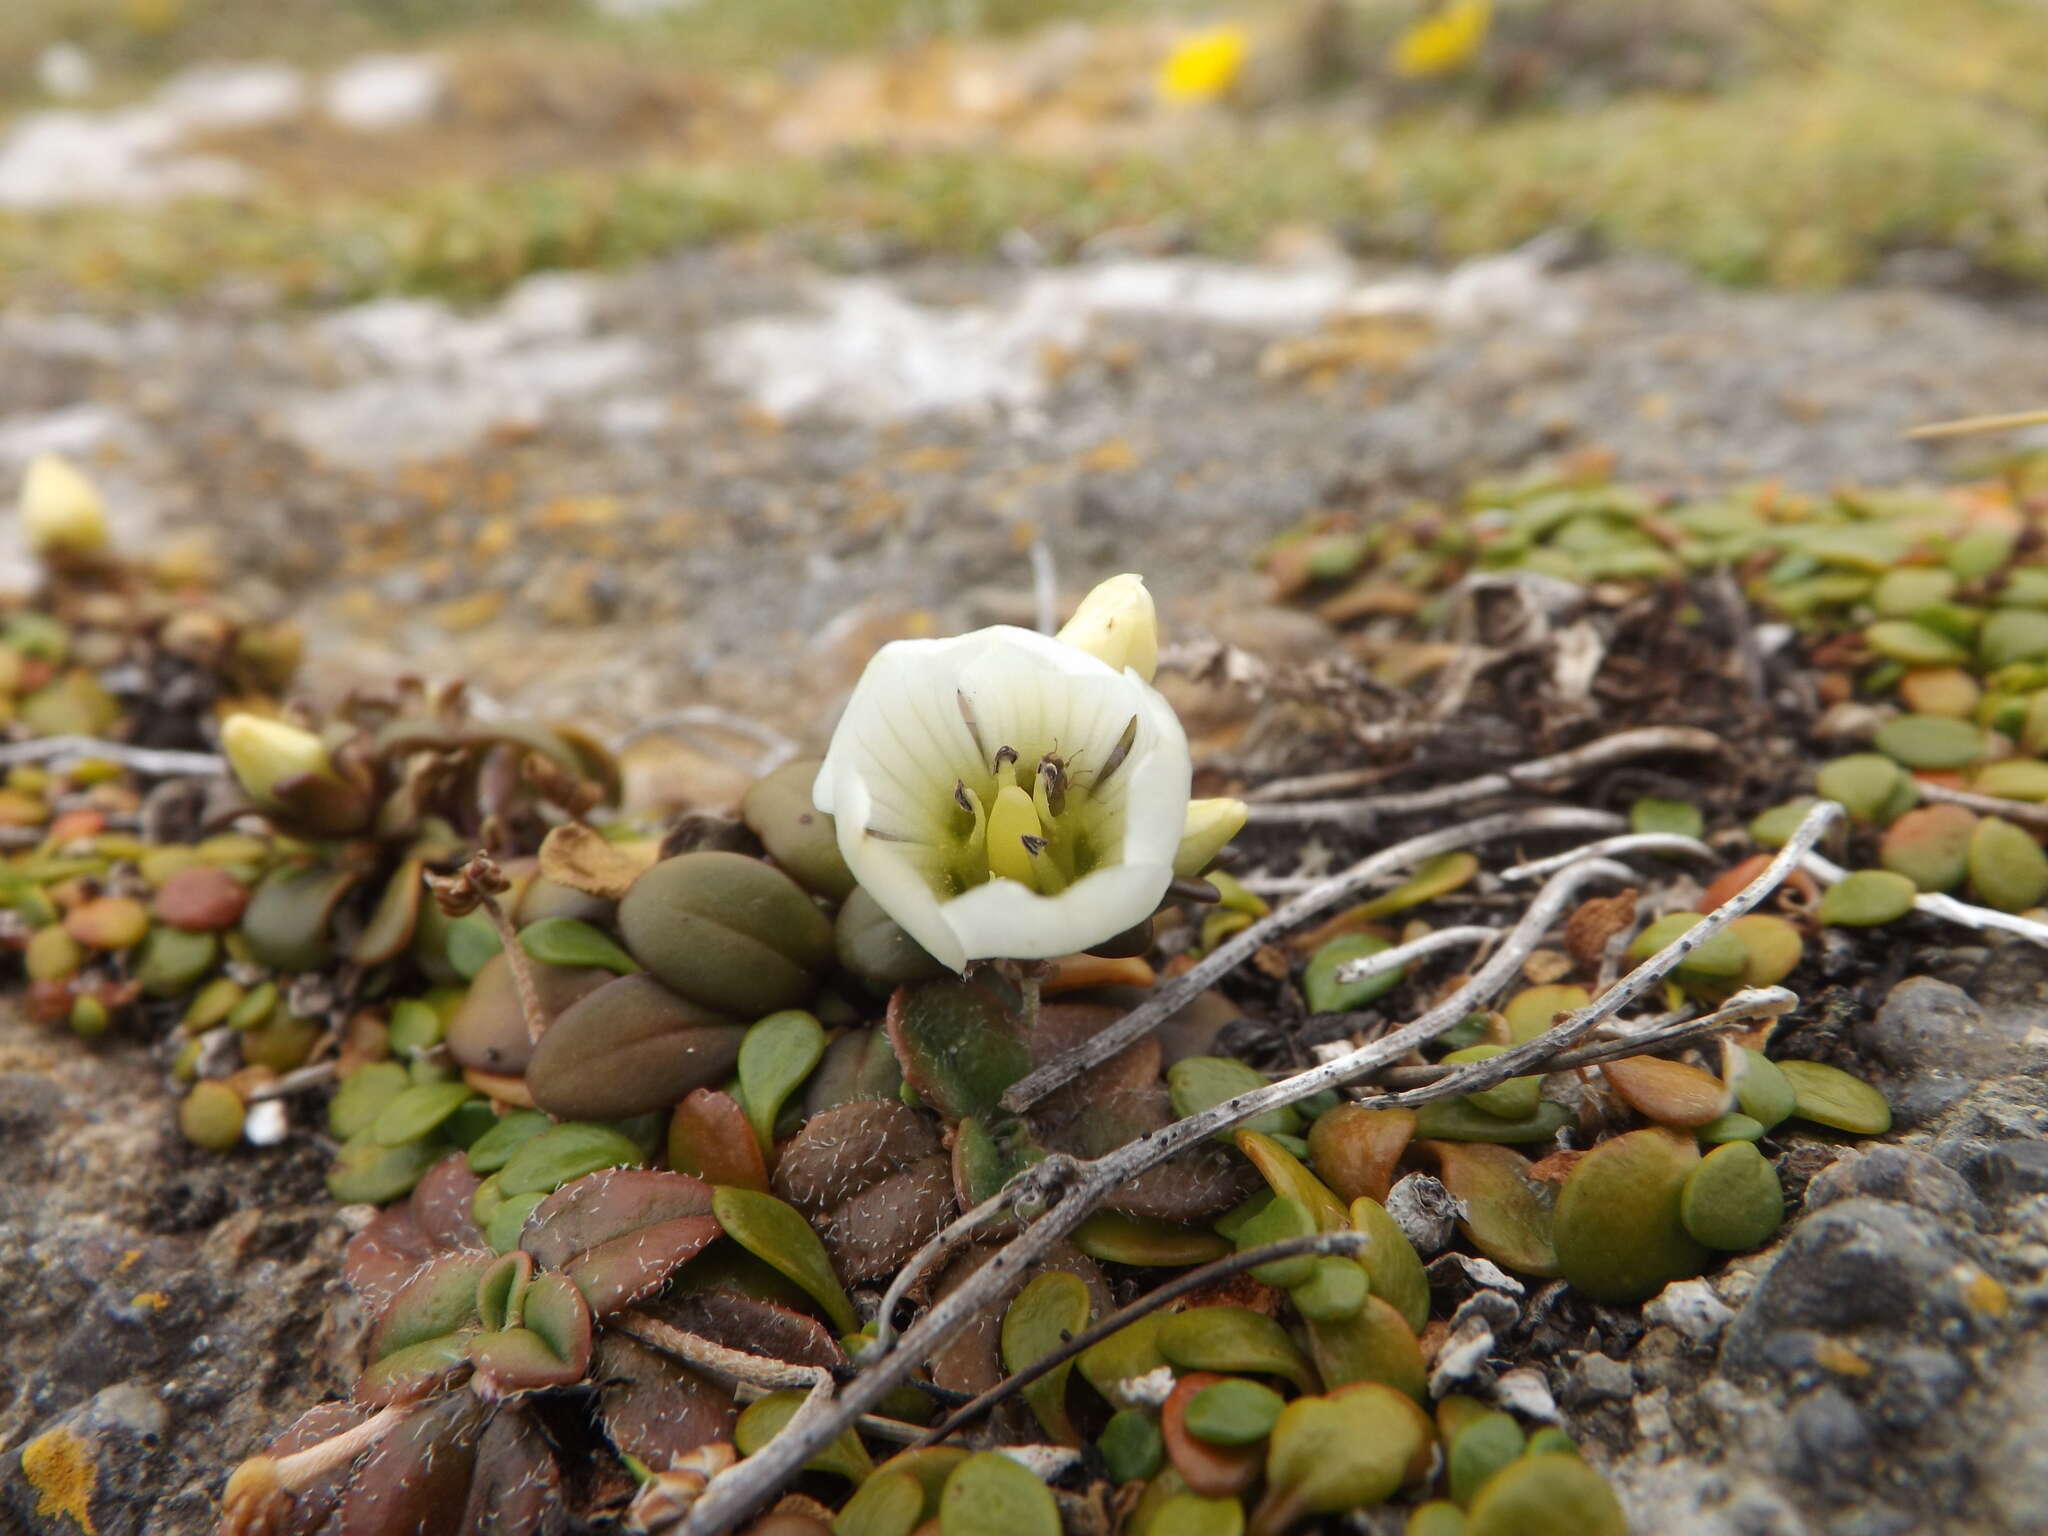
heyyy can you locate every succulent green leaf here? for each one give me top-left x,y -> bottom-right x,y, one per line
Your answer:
884,971 -> 1035,1123
1679,1141 -> 1785,1251
736,1390 -> 874,1483
1303,933 -> 1402,1013
496,1122 -> 644,1197
328,1129 -> 443,1205
939,1451 -> 1059,1536
1078,1314 -> 1170,1411
1304,1295 -> 1427,1400
387,997 -> 446,1057
1410,1099 -> 1569,1144
1183,1378 -> 1285,1446
486,1191 -> 548,1254
1097,1411 -> 1164,1484
1968,815 -> 2048,912
1629,797 -> 1703,837
445,911 -> 503,980
834,1470 -> 925,1536
1465,1454 -> 1627,1536
241,863 -> 361,973
1817,869 -> 1917,927
1553,1128 -> 1708,1303
1352,851 -> 1480,920
519,915 -> 639,974
1438,1045 -> 1542,1121
1873,714 -> 1987,770
1158,1306 -> 1316,1394
1254,1386 -> 1425,1532
1449,1412 -> 1527,1507
466,1108 -> 553,1173
370,1081 -> 479,1148
1001,1271 -> 1094,1445
1732,1049 -> 1796,1129
370,1252 -> 491,1364
1422,1145 -> 1558,1280
711,1185 -> 858,1333
738,1009 -> 827,1151
1778,1060 -> 1892,1134
1231,1195 -> 1317,1288
1289,1255 -> 1369,1322
330,1060 -> 411,1140
1169,1055 -> 1294,1140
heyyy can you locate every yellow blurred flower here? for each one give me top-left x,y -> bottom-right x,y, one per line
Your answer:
1160,25 -> 1250,104
1392,0 -> 1492,79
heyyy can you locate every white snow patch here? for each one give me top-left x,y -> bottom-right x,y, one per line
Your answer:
0,53 -> 448,209
708,247 -> 1575,422
0,61 -> 302,209
151,62 -> 306,131
589,0 -> 703,15
323,55 -> 445,132
280,273 -> 649,468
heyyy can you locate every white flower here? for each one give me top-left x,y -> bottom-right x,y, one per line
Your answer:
814,604 -> 1193,971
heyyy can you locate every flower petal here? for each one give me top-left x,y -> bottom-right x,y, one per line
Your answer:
819,767 -> 969,972
938,862 -> 1174,962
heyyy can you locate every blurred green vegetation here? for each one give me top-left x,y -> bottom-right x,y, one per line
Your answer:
2,0 -> 2045,304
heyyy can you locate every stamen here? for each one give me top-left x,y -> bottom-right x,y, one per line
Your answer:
992,744 -> 1018,775
1019,835 -> 1048,856
1093,716 -> 1139,789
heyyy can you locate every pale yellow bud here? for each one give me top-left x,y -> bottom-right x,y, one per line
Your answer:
1056,573 -> 1159,681
20,454 -> 110,558
221,713 -> 332,804
1173,796 -> 1247,879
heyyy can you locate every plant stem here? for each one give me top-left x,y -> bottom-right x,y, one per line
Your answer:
1001,805 -> 1625,1114
1240,726 -> 1725,814
1800,848 -> 2048,947
914,1230 -> 1368,1447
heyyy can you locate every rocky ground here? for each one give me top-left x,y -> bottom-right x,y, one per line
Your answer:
1,238 -> 2047,1535
3,4 -> 2048,1529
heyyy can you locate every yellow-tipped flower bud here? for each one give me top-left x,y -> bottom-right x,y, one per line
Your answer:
221,713 -> 332,805
1173,796 -> 1248,879
20,453 -> 110,559
1056,573 -> 1159,682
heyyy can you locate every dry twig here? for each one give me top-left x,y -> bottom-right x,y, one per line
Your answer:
676,804 -> 1840,1533
1500,832 -> 1715,882
1799,849 -> 2048,947
1914,779 -> 2048,832
1241,726 -> 1725,821
1331,924 -> 1500,986
1371,987 -> 1796,1097
1001,805 -> 1626,1114
0,735 -> 224,775
914,1230 -> 1370,1446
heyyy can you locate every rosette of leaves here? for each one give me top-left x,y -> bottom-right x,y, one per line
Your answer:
222,1166 -> 737,1536
228,679 -> 619,979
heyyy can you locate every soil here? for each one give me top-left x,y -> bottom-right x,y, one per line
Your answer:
5,237 -> 2048,1533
